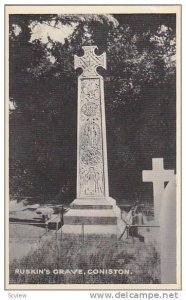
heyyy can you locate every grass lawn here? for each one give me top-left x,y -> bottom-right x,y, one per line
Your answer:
10,233 -> 160,284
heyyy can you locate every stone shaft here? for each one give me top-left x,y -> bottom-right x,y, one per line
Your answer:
75,46 -> 108,199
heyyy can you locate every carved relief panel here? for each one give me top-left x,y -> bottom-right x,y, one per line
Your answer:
79,78 -> 105,197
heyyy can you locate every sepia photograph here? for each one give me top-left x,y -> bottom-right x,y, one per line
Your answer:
5,5 -> 181,290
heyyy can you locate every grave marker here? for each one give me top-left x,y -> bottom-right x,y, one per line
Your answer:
63,46 -> 121,235
142,158 -> 174,224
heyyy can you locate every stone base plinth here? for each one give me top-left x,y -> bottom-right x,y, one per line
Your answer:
62,224 -> 118,235
62,197 -> 121,236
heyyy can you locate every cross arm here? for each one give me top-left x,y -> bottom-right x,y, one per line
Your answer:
142,170 -> 154,182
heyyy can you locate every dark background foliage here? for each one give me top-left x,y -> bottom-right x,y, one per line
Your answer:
9,14 -> 176,205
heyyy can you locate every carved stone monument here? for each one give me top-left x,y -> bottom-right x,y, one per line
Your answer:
63,46 -> 121,235
75,46 -> 108,199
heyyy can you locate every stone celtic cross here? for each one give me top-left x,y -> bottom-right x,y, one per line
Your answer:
74,46 -> 109,199
63,46 -> 120,235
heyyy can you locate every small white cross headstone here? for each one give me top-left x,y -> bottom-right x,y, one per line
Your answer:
142,158 -> 174,224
